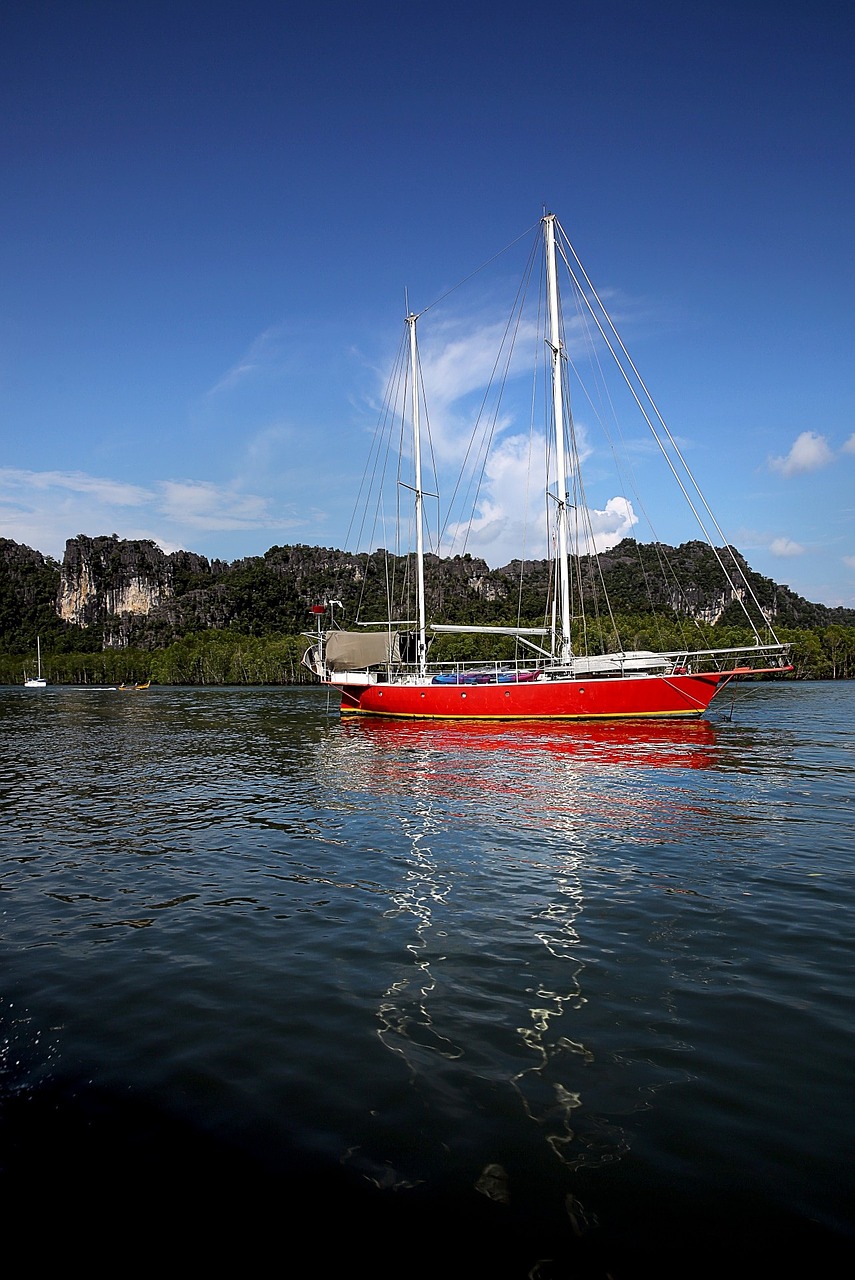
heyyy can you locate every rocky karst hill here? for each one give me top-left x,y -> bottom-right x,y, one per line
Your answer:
1,533 -> 852,655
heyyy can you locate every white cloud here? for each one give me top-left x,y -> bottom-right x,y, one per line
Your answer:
419,318 -> 535,412
442,431 -> 548,562
769,431 -> 833,476
582,496 -> 639,552
243,424 -> 297,469
409,316 -> 540,470
0,468 -> 156,557
380,304 -> 635,566
440,425 -> 637,565
160,480 -> 273,530
842,434 -> 855,456
768,536 -> 805,557
205,325 -> 287,397
0,467 -> 317,559
843,555 -> 855,571
0,467 -> 153,506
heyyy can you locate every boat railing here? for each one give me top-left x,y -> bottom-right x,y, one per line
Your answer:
663,643 -> 792,674
315,641 -> 791,684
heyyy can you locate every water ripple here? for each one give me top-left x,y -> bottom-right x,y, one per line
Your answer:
2,682 -> 853,1266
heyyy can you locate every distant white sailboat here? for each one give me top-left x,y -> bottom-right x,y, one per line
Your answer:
24,636 -> 48,688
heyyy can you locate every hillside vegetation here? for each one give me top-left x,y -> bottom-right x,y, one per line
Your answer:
1,534 -> 853,684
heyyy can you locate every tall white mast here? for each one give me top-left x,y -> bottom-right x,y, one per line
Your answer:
544,214 -> 573,664
407,312 -> 428,676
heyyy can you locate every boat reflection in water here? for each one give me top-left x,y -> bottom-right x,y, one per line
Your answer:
321,713 -> 720,1203
335,712 -> 718,772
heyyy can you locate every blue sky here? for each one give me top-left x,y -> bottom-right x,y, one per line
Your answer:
2,1 -> 854,605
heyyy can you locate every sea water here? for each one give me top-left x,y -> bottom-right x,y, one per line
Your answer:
1,682 -> 853,1272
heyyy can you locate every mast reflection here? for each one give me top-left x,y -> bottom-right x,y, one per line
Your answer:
319,715 -> 719,1187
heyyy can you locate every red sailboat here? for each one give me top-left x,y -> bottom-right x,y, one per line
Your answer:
304,214 -> 790,720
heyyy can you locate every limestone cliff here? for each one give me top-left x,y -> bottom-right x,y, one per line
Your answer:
0,533 -> 851,658
59,535 -> 174,627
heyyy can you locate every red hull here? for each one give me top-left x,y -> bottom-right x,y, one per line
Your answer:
334,670 -> 744,721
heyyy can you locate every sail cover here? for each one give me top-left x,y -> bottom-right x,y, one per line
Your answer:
324,631 -> 402,671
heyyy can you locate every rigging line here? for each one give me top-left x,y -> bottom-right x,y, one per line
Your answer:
568,502 -> 592,656
550,269 -> 623,653
456,282 -> 535,560
353,334 -> 411,621
416,353 -> 442,557
415,341 -> 451,638
561,278 -> 705,650
572,492 -> 608,657
652,541 -> 725,647
381,505 -> 394,626
540,275 -> 563,653
514,283 -> 546,637
555,220 -> 777,642
344,326 -> 408,556
559,276 -> 623,652
554,233 -> 768,643
396,354 -> 413,612
365,360 -> 406,624
413,221 -> 540,320
347,329 -> 409,612
557,223 -> 729,536
643,541 -> 703,651
562,339 -> 710,651
438,233 -> 540,554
